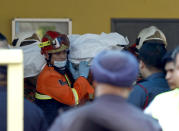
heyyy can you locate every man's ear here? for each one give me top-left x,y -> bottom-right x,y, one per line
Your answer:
139,60 -> 145,69
92,81 -> 98,88
45,53 -> 49,59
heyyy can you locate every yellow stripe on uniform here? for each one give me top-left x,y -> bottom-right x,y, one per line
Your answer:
72,88 -> 79,105
64,74 -> 71,87
35,92 -> 52,100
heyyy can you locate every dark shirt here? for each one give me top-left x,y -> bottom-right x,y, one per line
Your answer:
128,72 -> 170,109
49,95 -> 161,131
0,87 -> 48,131
34,99 -> 71,126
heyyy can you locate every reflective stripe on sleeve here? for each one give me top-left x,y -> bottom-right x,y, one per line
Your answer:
35,92 -> 52,100
72,88 -> 79,105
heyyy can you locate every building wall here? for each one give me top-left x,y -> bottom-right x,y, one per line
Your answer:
1,0 -> 179,41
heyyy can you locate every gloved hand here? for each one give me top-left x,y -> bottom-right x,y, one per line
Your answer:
69,62 -> 79,79
79,61 -> 90,78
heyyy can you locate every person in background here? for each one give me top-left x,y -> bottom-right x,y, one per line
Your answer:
145,46 -> 179,131
0,33 -> 9,48
162,51 -> 176,89
0,65 -> 48,131
11,32 -> 46,101
127,26 -> 170,109
35,31 -> 94,126
49,50 -> 161,131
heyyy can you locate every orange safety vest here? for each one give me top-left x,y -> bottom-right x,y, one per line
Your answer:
36,65 -> 94,106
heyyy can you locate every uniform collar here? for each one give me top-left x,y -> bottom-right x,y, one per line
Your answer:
146,72 -> 165,81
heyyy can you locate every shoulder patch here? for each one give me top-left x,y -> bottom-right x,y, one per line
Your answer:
58,80 -> 68,86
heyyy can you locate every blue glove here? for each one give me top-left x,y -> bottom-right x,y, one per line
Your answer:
69,62 -> 79,79
79,61 -> 89,78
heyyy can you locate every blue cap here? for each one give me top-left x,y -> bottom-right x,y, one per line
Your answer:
91,50 -> 139,87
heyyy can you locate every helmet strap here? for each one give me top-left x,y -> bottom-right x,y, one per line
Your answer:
46,53 -> 52,67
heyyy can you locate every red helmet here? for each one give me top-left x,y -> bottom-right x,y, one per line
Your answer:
39,31 -> 70,54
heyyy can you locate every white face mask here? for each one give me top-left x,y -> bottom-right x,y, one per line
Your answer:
54,60 -> 67,68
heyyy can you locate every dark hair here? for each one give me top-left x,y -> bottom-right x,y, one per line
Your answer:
162,51 -> 174,66
0,33 -> 7,41
139,42 -> 167,69
172,46 -> 179,63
